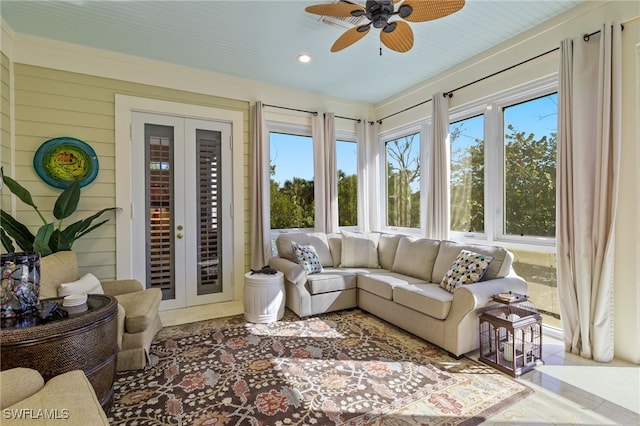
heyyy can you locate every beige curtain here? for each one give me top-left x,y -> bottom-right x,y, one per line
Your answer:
557,22 -> 622,362
323,113 -> 338,233
250,101 -> 271,268
356,119 -> 370,232
311,113 -> 326,232
425,92 -> 450,240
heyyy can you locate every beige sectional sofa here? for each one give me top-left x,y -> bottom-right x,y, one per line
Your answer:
269,232 -> 527,357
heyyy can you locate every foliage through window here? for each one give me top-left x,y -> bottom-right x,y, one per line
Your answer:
385,133 -> 420,228
503,93 -> 557,238
336,139 -> 357,227
269,132 -> 314,229
450,115 -> 485,233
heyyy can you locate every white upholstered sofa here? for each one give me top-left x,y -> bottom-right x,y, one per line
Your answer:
269,232 -> 527,357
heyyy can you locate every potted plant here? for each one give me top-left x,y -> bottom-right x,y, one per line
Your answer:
0,167 -> 118,256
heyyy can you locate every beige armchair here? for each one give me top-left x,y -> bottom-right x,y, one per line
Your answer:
0,368 -> 109,425
39,251 -> 162,371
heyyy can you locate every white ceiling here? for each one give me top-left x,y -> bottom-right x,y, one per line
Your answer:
1,0 -> 585,104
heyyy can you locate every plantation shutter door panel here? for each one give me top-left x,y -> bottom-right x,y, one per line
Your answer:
196,129 -> 223,295
145,124 -> 176,300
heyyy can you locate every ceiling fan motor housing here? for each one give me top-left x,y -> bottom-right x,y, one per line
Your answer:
365,0 -> 395,29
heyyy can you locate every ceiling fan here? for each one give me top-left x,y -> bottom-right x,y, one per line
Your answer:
305,0 -> 465,53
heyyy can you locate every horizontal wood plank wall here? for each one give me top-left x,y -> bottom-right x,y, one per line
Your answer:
13,63 -> 250,279
1,53 -> 11,221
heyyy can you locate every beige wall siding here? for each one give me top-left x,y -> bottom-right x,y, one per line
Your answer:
12,63 -> 249,278
1,53 -> 11,224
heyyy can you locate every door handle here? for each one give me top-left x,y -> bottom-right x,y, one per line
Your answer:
177,233 -> 184,239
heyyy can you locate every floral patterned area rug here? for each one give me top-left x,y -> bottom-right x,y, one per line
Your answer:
109,309 -> 532,425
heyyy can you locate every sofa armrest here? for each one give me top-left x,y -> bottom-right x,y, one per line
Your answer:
0,368 -> 44,410
101,279 -> 144,296
268,257 -> 307,287
114,288 -> 162,334
456,269 -> 528,310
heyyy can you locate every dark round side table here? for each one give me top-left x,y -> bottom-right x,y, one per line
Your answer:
0,294 -> 118,411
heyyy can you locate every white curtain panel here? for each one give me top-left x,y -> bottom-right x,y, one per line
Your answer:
557,22 -> 622,362
324,113 -> 339,233
356,119 -> 370,232
250,101 -> 272,268
425,92 -> 451,240
312,113 -> 326,232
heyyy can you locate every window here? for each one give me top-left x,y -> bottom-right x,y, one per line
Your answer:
269,131 -> 315,230
502,93 -> 557,239
450,114 -> 485,234
336,139 -> 358,227
446,78 -> 559,329
384,132 -> 421,229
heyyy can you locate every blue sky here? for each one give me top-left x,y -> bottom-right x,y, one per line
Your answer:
270,93 -> 557,185
270,134 -> 356,185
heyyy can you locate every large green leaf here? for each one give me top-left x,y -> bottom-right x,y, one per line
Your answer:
0,209 -> 35,251
1,167 -> 38,209
33,223 -> 54,256
0,229 -> 16,253
53,180 -> 80,220
73,207 -> 119,237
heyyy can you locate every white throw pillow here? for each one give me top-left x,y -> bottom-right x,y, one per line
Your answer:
58,273 -> 104,297
340,231 -> 380,268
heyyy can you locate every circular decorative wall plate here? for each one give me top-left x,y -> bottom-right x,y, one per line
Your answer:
33,137 -> 99,189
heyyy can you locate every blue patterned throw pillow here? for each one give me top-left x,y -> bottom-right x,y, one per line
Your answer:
292,241 -> 323,274
440,249 -> 494,293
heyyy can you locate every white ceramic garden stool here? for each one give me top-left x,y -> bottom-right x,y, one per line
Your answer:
243,271 -> 285,323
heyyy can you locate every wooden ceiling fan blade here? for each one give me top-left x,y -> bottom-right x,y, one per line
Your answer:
401,0 -> 465,22
331,25 -> 371,52
380,21 -> 414,53
305,3 -> 366,18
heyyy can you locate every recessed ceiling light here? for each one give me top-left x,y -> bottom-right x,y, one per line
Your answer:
297,53 -> 312,64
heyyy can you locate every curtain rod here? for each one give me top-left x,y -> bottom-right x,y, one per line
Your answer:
376,23 -> 624,125
328,113 -> 362,123
263,103 -> 318,116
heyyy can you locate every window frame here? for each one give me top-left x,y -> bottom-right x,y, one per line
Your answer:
448,100 -> 490,242
335,129 -> 359,232
266,121 -> 316,240
492,79 -> 558,247
449,74 -> 558,251
378,122 -> 427,236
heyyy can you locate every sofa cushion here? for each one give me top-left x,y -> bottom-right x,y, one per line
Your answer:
440,249 -> 494,293
391,237 -> 440,281
292,241 -> 323,274
340,231 -> 380,268
357,272 -> 423,300
327,233 -> 343,267
276,233 -> 333,267
114,288 -> 162,333
432,241 -> 510,283
58,273 -> 104,297
39,251 -> 79,299
393,284 -> 453,320
0,368 -> 44,409
377,233 -> 403,270
306,269 -> 357,295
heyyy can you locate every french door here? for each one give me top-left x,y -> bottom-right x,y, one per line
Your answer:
131,112 -> 233,310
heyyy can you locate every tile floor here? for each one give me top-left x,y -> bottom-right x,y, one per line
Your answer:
473,333 -> 640,425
